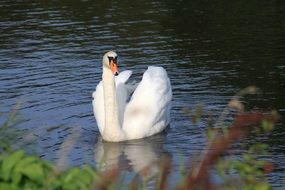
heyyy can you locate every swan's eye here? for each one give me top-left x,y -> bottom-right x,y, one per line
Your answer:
107,56 -> 112,63
113,56 -> 118,64
108,56 -> 118,64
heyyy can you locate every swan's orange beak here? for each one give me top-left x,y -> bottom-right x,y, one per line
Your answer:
110,60 -> 119,76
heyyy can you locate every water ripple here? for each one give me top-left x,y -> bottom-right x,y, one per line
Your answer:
0,0 -> 284,187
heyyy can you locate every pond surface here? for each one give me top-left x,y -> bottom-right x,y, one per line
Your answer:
0,0 -> 284,188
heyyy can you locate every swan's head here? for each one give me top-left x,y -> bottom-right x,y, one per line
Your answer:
103,51 -> 119,76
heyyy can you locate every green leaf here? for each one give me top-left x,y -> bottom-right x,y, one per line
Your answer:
78,170 -> 92,186
42,160 -> 54,173
83,165 -> 95,178
254,182 -> 271,190
249,143 -> 268,154
63,168 -> 81,185
61,168 -> 95,190
261,119 -> 274,132
21,163 -> 44,186
11,172 -> 21,186
206,128 -> 215,141
0,182 -> 19,190
1,150 -> 25,181
63,182 -> 83,190
12,156 -> 38,184
81,166 -> 95,185
242,153 -> 253,162
23,181 -> 38,190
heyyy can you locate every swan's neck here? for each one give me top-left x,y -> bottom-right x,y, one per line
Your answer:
102,66 -> 124,141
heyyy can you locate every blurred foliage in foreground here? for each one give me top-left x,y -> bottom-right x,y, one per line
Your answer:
0,150 -> 95,190
0,87 -> 280,190
0,103 -> 24,152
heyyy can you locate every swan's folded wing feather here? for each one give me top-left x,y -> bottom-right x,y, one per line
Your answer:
123,66 -> 172,139
115,70 -> 135,126
115,70 -> 132,84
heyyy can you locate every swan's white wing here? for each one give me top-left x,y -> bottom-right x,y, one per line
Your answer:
114,70 -> 134,126
123,66 -> 172,139
92,70 -> 134,133
115,70 -> 132,84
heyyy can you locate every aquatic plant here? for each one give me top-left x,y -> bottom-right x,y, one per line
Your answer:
0,103 -> 25,152
0,110 -> 277,190
0,150 -> 96,190
0,86 -> 280,189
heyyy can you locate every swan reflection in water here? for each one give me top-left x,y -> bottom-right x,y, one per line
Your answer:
94,132 -> 170,179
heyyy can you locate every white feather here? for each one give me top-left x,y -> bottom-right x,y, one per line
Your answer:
123,66 -> 172,139
93,51 -> 172,141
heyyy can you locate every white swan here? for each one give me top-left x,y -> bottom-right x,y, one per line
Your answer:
92,51 -> 172,142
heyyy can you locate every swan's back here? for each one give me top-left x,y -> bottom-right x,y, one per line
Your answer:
123,66 -> 172,139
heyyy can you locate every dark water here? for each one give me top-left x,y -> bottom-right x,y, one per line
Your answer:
0,0 -> 284,188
